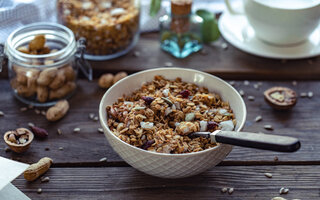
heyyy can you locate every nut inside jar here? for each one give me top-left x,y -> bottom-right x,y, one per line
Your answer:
10,34 -> 77,105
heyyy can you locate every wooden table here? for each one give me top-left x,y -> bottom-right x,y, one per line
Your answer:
1,33 -> 320,199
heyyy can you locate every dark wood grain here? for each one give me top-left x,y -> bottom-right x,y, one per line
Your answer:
1,33 -> 319,80
13,165 -> 320,200
0,79 -> 319,164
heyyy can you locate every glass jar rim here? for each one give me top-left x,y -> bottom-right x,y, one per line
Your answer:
5,22 -> 76,67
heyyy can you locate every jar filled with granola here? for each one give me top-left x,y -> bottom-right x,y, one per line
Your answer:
1,22 -> 92,106
57,0 -> 140,60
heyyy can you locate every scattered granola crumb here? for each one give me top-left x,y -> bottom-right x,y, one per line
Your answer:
221,187 -> 228,193
239,90 -> 245,96
244,80 -> 250,86
41,110 -> 46,116
99,157 -> 107,162
73,128 -> 81,133
300,92 -> 307,97
28,122 -> 35,127
35,109 -> 41,114
37,188 -> 42,194
41,176 -> 50,183
279,187 -> 289,194
307,91 -> 313,98
264,125 -> 274,130
264,172 -> 272,178
98,128 -> 104,133
253,84 -> 259,89
248,96 -> 255,101
28,104 -> 34,109
45,147 -> 50,151
93,116 -> 99,121
255,115 -> 262,122
229,81 -> 235,86
20,107 -> 28,112
228,187 -> 234,194
164,62 -> 173,67
57,129 -> 62,135
0,111 -> 4,116
292,81 -> 297,86
59,147 -> 64,150
274,156 -> 279,161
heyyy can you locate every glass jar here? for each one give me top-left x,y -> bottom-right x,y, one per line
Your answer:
57,0 -> 140,60
1,22 -> 92,107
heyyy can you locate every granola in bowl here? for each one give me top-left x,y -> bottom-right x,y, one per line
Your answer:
106,75 -> 236,154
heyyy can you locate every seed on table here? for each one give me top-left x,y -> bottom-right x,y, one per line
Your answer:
57,129 -> 62,135
89,113 -> 95,120
73,128 -> 81,133
35,109 -> 41,114
98,128 -> 104,133
41,110 -> 46,116
0,111 -> 4,116
41,176 -> 50,183
279,187 -> 289,194
133,51 -> 141,57
228,187 -> 234,194
28,122 -> 35,127
272,197 -> 287,200
93,116 -> 99,121
45,147 -> 50,151
221,187 -> 228,193
300,92 -> 307,97
264,172 -> 272,178
99,157 -> 107,162
292,81 -> 297,86
248,96 -> 255,101
59,147 -> 64,150
253,84 -> 259,89
244,80 -> 250,85
255,115 -> 262,122
264,125 -> 274,130
20,107 -> 28,112
164,62 -> 173,67
221,43 -> 228,50
37,188 -> 42,194
274,156 -> 279,161
307,91 -> 313,98
239,90 -> 245,96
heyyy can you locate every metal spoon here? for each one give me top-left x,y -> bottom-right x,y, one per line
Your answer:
189,130 -> 300,152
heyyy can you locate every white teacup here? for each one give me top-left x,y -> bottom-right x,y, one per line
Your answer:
225,0 -> 320,46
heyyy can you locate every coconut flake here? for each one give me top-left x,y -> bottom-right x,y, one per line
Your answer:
171,104 -> 176,111
165,107 -> 172,116
218,108 -> 228,115
175,122 -> 180,127
82,2 -> 92,9
124,101 -> 134,107
162,89 -> 169,97
174,102 -> 180,110
140,122 -> 154,130
200,121 -> 208,132
110,8 -> 126,16
100,2 -> 111,9
219,120 -> 234,131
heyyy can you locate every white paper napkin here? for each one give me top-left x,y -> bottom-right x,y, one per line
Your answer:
0,157 -> 30,200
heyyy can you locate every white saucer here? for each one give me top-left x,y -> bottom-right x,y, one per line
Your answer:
218,11 -> 320,59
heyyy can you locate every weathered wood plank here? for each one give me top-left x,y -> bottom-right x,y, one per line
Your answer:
13,165 -> 320,200
0,79 -> 319,164
1,33 -> 319,80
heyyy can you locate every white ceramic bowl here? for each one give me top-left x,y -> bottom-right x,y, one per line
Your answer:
99,68 -> 246,178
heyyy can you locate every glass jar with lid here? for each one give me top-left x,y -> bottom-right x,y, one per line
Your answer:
57,0 -> 140,60
0,22 -> 92,107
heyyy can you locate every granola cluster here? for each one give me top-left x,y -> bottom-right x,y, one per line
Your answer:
106,76 -> 236,154
57,0 -> 139,55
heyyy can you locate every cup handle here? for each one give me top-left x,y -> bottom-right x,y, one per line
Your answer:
224,0 -> 244,15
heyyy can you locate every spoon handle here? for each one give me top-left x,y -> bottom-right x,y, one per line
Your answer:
213,130 -> 300,152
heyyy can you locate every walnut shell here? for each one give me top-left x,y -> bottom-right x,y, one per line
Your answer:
3,128 -> 34,153
264,87 -> 297,110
